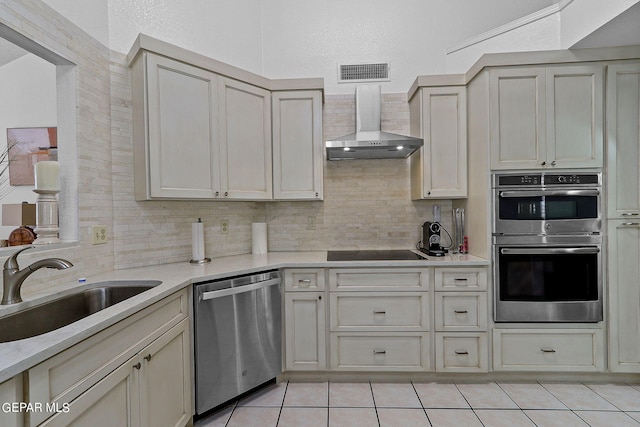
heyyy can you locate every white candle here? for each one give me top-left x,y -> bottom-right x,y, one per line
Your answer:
34,161 -> 60,191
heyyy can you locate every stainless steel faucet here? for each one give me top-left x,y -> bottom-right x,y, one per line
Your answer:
1,246 -> 73,305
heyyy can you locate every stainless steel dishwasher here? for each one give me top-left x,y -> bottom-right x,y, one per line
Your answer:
193,270 -> 282,415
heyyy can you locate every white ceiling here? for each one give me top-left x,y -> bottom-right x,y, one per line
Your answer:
0,38 -> 29,66
572,2 -> 640,48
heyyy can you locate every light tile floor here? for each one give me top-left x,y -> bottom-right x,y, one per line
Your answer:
194,381 -> 640,427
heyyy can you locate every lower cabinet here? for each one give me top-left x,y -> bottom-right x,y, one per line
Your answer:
0,376 -> 23,427
435,333 -> 488,372
284,270 -> 327,371
27,289 -> 191,427
493,329 -> 605,372
331,333 -> 430,371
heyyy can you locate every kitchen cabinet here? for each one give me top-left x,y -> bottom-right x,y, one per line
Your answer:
28,288 -> 191,427
493,329 -> 604,372
272,91 -> 323,200
328,268 -> 431,371
607,220 -> 640,372
433,267 -> 488,372
132,53 -> 220,200
606,63 -> 640,218
490,64 -> 603,170
410,86 -> 467,199
219,77 -> 272,199
132,52 -> 272,200
284,269 -> 326,371
0,376 -> 23,427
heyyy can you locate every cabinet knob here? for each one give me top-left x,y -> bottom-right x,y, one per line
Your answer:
427,191 -> 431,196
224,191 -> 229,197
133,362 -> 141,370
551,161 -> 556,166
215,191 -> 220,197
144,354 -> 152,362
318,295 -> 322,300
315,192 -> 319,197
541,161 -> 546,166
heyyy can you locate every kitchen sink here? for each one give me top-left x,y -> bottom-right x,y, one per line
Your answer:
0,281 -> 161,343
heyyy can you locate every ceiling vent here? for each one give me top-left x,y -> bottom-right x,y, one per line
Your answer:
338,62 -> 390,83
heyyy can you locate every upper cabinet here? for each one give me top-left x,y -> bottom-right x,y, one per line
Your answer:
219,78 -> 272,200
133,53 -> 221,200
410,86 -> 467,199
130,37 -> 324,201
272,91 -> 324,200
490,64 -> 603,170
607,63 -> 640,218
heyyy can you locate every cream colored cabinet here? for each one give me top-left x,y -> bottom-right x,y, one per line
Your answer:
607,63 -> 640,218
272,91 -> 323,200
219,77 -> 272,200
283,269 -> 326,371
0,376 -> 23,427
132,52 -> 273,200
433,267 -> 488,373
132,53 -> 220,200
490,65 -> 603,170
28,289 -> 190,427
410,86 -> 467,199
607,220 -> 640,372
493,329 -> 604,372
284,292 -> 326,371
329,268 -> 431,371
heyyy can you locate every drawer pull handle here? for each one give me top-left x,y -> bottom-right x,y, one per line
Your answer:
541,348 -> 556,353
454,310 -> 468,314
133,362 -> 141,370
373,310 -> 386,315
455,350 -> 469,355
373,350 -> 386,355
454,278 -> 468,281
622,213 -> 640,216
298,279 -> 312,286
144,354 -> 152,362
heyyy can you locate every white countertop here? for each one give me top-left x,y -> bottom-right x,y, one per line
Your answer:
0,250 -> 488,383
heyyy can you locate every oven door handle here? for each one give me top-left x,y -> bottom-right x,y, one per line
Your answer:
500,247 -> 600,255
499,190 -> 600,198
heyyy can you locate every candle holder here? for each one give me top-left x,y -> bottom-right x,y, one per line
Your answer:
32,189 -> 61,245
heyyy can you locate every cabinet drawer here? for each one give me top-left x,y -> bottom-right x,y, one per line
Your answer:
284,269 -> 325,291
435,293 -> 487,331
434,267 -> 487,291
330,293 -> 429,331
436,333 -> 488,372
329,268 -> 430,291
28,288 -> 189,427
493,329 -> 604,372
331,333 -> 430,371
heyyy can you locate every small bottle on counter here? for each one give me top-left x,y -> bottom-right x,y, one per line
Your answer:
461,236 -> 468,254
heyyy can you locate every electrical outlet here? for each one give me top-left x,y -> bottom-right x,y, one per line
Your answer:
307,216 -> 316,230
220,219 -> 229,235
92,225 -> 108,244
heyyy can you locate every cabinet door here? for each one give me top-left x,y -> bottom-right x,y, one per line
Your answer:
546,65 -> 603,168
411,87 -> 467,199
40,360 -> 138,427
139,319 -> 191,427
608,220 -> 640,372
490,68 -> 546,170
607,63 -> 640,218
143,53 -> 220,199
272,91 -> 323,200
0,377 -> 23,427
219,78 -> 272,199
284,292 -> 326,371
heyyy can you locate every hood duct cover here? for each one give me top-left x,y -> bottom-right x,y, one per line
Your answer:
326,85 -> 423,160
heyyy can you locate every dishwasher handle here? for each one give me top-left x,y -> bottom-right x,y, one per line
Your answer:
200,278 -> 281,301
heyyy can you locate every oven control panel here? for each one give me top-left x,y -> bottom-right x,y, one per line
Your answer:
495,173 -> 600,187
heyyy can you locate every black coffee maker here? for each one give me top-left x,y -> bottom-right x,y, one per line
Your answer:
422,221 -> 446,256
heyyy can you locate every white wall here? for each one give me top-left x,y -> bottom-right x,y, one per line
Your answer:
0,53 -> 57,238
41,0 -> 110,47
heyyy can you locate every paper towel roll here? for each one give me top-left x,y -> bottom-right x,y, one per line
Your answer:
192,219 -> 205,261
252,222 -> 267,254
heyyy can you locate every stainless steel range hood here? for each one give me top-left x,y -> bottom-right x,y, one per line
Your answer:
326,85 -> 423,160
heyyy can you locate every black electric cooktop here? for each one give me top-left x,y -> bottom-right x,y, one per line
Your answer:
327,250 -> 426,261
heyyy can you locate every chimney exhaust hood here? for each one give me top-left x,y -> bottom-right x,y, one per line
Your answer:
326,85 -> 423,160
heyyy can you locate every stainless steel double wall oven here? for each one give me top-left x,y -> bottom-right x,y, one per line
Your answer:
492,172 -> 603,322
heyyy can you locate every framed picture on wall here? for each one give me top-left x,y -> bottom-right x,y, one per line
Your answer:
7,127 -> 58,186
